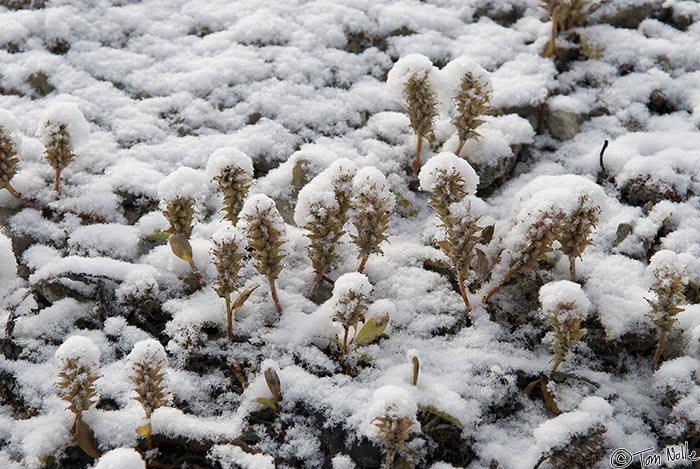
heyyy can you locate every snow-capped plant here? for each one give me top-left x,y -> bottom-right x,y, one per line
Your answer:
418,152 -> 479,224
350,167 -> 394,273
211,227 -> 258,339
162,196 -> 195,238
128,339 -> 171,449
94,448 -> 145,469
206,147 -> 254,226
326,158 -> 358,226
38,103 -> 90,197
241,194 -> 287,315
557,196 -> 600,279
484,175 -> 604,302
387,54 -> 438,177
329,273 -> 390,373
367,385 -> 419,468
646,250 -> 688,371
0,110 -> 20,198
55,335 -> 101,459
419,153 -> 491,313
295,179 -> 345,298
441,60 -> 492,156
539,280 -> 591,372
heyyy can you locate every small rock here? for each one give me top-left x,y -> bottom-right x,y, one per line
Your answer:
548,110 -> 582,141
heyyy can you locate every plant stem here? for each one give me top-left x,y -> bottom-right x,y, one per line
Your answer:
457,273 -> 471,313
54,167 -> 61,198
305,267 -> 325,299
569,256 -> 576,280
551,359 -> 562,373
188,259 -> 202,282
357,255 -> 369,273
412,134 -> 423,177
268,276 -> 283,315
455,139 -> 465,156
6,183 -> 108,222
482,267 -> 517,303
225,295 -> 233,340
652,329 -> 668,371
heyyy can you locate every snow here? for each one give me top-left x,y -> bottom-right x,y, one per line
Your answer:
93,448 -> 145,469
0,1 -> 698,467
37,102 -> 90,149
156,166 -> 209,202
127,338 -> 167,368
437,57 -> 492,109
539,281 -> 591,320
205,147 -> 254,180
55,335 -> 100,370
386,53 -> 438,101
418,152 -> 479,194
365,384 -> 418,438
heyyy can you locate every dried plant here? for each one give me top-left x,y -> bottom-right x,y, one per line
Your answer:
368,386 -> 419,469
350,167 -> 394,273
483,210 -> 562,303
373,411 -> 416,468
207,148 -> 254,226
241,194 -> 287,315
404,72 -> 438,177
163,196 -> 195,238
539,281 -> 590,372
43,123 -> 73,196
437,199 -> 493,313
646,251 -> 688,371
0,119 -> 20,197
211,228 -> 258,339
541,0 -> 590,58
128,339 -> 171,449
452,72 -> 491,156
56,336 -> 101,459
556,196 -> 599,279
545,424 -> 607,468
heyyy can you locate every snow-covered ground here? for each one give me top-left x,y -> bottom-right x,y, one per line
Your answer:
1,0 -> 700,467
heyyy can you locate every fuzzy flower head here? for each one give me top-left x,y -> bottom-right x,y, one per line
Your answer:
205,147 -> 254,181
55,335 -> 101,414
37,102 -> 90,149
127,339 -> 172,417
0,110 -> 21,191
386,54 -> 437,101
240,194 -> 287,280
539,280 -> 591,322
350,167 -> 394,260
0,110 -> 21,147
332,272 -> 372,325
419,152 -> 479,194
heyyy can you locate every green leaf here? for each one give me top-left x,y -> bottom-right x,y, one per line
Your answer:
353,314 -> 390,347
145,230 -> 170,242
255,397 -> 278,412
424,405 -> 464,428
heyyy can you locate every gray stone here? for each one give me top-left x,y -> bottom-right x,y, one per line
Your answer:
548,110 -> 582,141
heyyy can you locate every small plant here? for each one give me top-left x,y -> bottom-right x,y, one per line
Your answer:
38,103 -> 90,197
255,367 -> 282,416
419,153 -> 492,313
556,195 -> 599,279
158,167 -> 209,280
0,111 -> 21,199
241,194 -> 287,315
211,227 -> 258,340
539,280 -> 590,372
326,158 -> 359,226
367,385 -> 419,469
329,273 -> 390,373
128,339 -> 171,450
646,250 -> 688,371
350,167 -> 394,273
441,61 -> 492,156
541,0 -> 590,58
206,147 -> 254,226
387,54 -> 438,177
295,180 -> 345,298
55,336 -> 101,459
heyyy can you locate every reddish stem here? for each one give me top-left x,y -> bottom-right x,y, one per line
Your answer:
225,295 -> 233,340
457,273 -> 471,313
482,267 -> 517,303
54,168 -> 61,199
652,329 -> 668,371
412,134 -> 423,177
305,267 -> 325,299
268,276 -> 283,315
357,255 -> 369,273
455,139 -> 466,157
